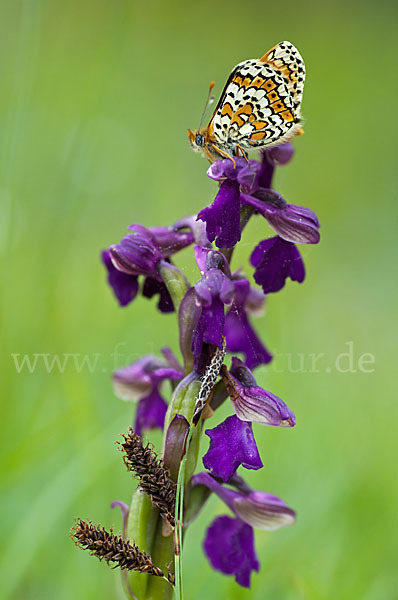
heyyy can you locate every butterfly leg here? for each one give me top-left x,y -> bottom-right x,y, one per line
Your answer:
210,144 -> 236,168
235,144 -> 249,162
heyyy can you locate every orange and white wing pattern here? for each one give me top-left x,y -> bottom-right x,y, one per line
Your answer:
209,41 -> 305,151
260,40 -> 305,110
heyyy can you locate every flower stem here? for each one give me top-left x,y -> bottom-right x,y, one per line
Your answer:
173,340 -> 226,599
174,423 -> 195,600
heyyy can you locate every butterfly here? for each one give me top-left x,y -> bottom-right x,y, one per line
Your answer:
188,41 -> 305,163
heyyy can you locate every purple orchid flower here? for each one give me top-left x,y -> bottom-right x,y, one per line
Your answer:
267,203 -> 320,244
251,235 -> 306,294
108,224 -> 162,277
113,350 -> 183,435
141,276 -> 174,313
191,247 -> 235,358
198,156 -> 259,250
204,516 -> 259,588
197,179 -> 241,248
102,223 -> 194,311
264,143 -> 295,168
203,414 -> 263,482
228,356 -> 296,426
173,215 -> 212,248
240,190 -> 320,245
193,470 -> 296,534
101,249 -> 139,307
202,357 -> 294,481
147,226 -> 194,257
198,143 -> 320,248
225,278 -> 272,369
192,471 -> 295,587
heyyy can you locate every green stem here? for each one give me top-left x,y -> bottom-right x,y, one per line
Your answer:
145,515 -> 174,600
158,260 -> 190,313
124,489 -> 158,600
174,423 -> 195,600
172,340 -> 226,599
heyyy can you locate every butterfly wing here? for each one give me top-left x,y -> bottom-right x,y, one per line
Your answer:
209,41 -> 305,151
259,40 -> 305,110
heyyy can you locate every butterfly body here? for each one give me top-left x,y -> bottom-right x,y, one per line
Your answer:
188,41 -> 305,162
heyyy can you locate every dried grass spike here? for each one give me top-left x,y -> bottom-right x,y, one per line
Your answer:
119,428 -> 177,527
71,519 -> 167,579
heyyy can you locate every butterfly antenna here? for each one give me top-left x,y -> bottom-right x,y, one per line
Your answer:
198,81 -> 215,130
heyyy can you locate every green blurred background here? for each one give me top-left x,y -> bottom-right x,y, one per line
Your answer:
1,0 -> 397,598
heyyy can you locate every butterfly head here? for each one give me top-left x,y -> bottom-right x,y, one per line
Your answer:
188,81 -> 215,155
187,128 -> 206,153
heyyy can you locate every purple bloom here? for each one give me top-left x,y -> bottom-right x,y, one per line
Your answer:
193,471 -> 295,587
191,249 -> 235,358
197,179 -> 241,249
264,143 -> 295,167
228,357 -> 295,426
207,156 -> 250,183
109,224 -> 163,278
148,226 -> 194,257
203,414 -> 263,482
207,154 -> 269,191
194,266 -> 234,306
225,278 -> 272,369
193,245 -> 231,273
241,279 -> 266,314
204,516 -> 259,587
251,236 -> 305,294
134,389 -> 168,436
203,157 -> 262,249
142,276 -> 174,313
103,223 -> 194,309
191,299 -> 224,357
173,215 -> 211,247
233,144 -> 293,191
240,191 -> 320,244
266,203 -> 320,245
113,353 -> 183,400
160,345 -> 182,371
192,472 -> 296,530
101,250 -> 139,307
201,355 -> 293,481
113,352 -> 183,435
204,145 -> 320,247
233,490 -> 296,530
